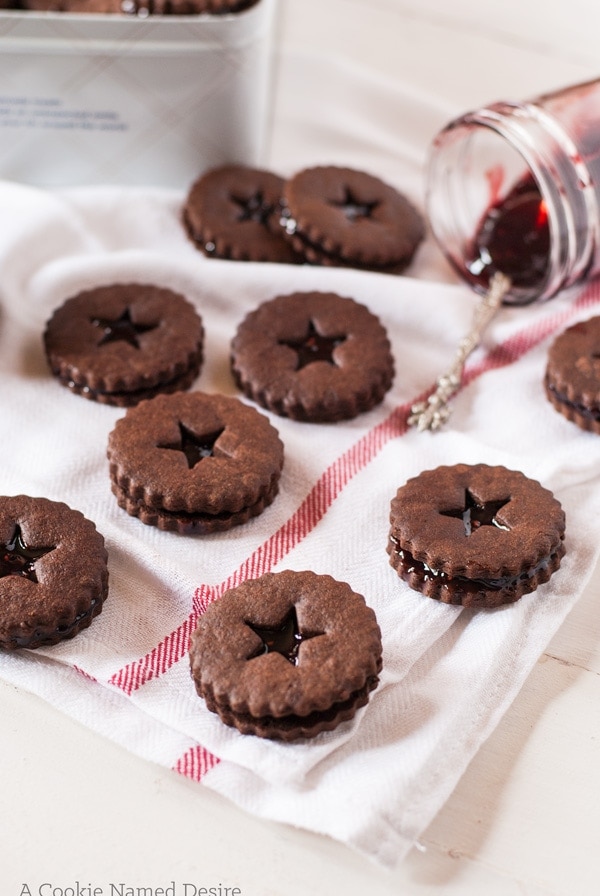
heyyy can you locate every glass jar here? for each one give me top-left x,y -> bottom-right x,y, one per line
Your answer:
426,78 -> 600,305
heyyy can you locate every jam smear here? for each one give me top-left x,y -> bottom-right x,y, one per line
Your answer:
246,607 -> 323,666
279,320 -> 346,370
0,525 -> 55,583
467,174 -> 550,290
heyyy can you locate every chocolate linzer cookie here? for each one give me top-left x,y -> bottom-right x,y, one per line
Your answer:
544,315 -> 600,432
0,495 -> 108,649
43,283 -> 204,407
189,569 -> 382,740
13,0 -> 123,10
279,165 -> 425,273
387,463 -> 565,608
230,291 -> 395,422
107,390 -> 284,533
9,0 -> 259,12
183,166 -> 302,264
130,0 -> 258,11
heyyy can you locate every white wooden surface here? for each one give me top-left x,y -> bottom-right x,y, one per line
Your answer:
3,2 -> 600,893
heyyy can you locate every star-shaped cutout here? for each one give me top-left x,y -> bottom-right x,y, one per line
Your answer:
0,524 -> 55,583
91,307 -> 157,349
279,320 -> 346,370
158,422 -> 225,470
246,606 -> 323,666
230,190 -> 273,226
329,187 -> 379,222
440,490 -> 511,537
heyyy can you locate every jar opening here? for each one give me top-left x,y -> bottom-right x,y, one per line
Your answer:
465,171 -> 551,294
426,103 -> 595,305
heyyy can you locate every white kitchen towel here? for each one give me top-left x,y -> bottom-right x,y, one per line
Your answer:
1,51 -> 600,868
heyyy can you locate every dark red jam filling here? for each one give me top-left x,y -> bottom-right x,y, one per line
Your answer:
158,423 -> 226,469
328,187 -> 379,222
91,307 -> 157,349
8,596 -> 101,649
230,190 -> 275,226
467,174 -> 550,291
278,205 -> 408,272
0,525 -> 54,584
439,490 -> 511,537
246,607 -> 323,666
279,320 -> 346,369
546,379 -> 600,420
225,676 -> 378,734
388,535 -> 551,594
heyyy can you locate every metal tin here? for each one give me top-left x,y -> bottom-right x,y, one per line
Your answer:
0,0 -> 275,186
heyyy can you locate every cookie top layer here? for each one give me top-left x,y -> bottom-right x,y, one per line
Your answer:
189,569 -> 382,722
230,291 -> 394,422
0,495 -> 109,649
280,165 -> 425,272
183,165 -> 302,263
389,463 -> 565,581
107,390 -> 284,516
43,283 -> 204,405
545,316 -> 600,430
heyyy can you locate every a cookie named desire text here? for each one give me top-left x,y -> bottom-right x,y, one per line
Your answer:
19,884 -> 241,896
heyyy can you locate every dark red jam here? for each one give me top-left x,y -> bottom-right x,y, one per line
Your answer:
440,490 -> 511,537
388,535 -> 551,596
231,190 -> 274,226
246,607 -> 322,666
158,423 -> 225,469
0,525 -> 54,583
279,320 -> 346,370
467,174 -> 550,291
330,187 -> 379,222
545,379 -> 600,421
91,307 -> 157,349
9,597 -> 100,649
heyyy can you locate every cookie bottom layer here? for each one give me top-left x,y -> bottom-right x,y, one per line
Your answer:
545,377 -> 600,434
282,223 -> 416,274
233,369 -> 392,423
111,478 -> 280,535
387,537 -> 566,608
0,584 -> 108,650
200,674 -> 380,741
57,359 -> 201,407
